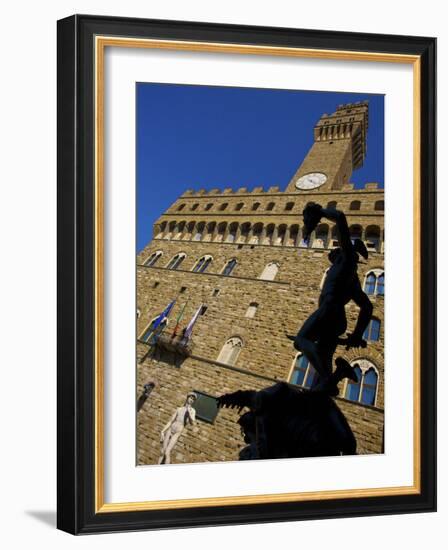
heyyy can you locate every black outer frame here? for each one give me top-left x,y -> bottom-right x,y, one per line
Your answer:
57,14 -> 436,535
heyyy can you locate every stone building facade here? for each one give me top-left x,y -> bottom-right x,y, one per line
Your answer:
136,101 -> 385,465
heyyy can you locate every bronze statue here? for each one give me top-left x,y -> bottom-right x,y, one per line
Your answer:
287,203 -> 373,392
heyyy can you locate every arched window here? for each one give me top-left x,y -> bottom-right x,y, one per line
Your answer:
266,202 -> 275,211
219,202 -> 228,211
222,258 -> 237,276
226,222 -> 238,243
193,222 -> 205,241
365,225 -> 381,252
264,224 -> 275,245
259,262 -> 279,281
165,221 -> 176,240
364,270 -> 385,295
192,255 -> 213,273
374,200 -> 384,211
250,223 -> 263,244
276,225 -> 287,246
173,222 -> 186,240
288,225 -> 299,247
361,368 -> 378,405
377,272 -> 384,295
166,253 -> 186,270
345,364 -> 362,401
144,250 -> 163,267
327,201 -> 337,209
349,224 -> 363,242
344,360 -> 379,406
314,224 -> 329,248
350,200 -> 361,211
290,354 -> 318,389
204,203 -> 213,211
215,222 -> 227,242
252,202 -> 260,211
285,202 -> 294,211
235,202 -> 244,211
177,204 -> 186,211
203,222 -> 216,242
191,203 -> 199,211
245,302 -> 258,318
217,336 -> 243,366
363,318 -> 381,341
238,223 -> 251,243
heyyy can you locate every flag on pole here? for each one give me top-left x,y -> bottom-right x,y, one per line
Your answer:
182,304 -> 203,342
171,299 -> 189,338
151,299 -> 176,331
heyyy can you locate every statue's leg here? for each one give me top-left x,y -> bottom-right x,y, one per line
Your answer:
294,308 -> 331,381
311,338 -> 338,393
158,432 -> 170,464
164,431 -> 181,464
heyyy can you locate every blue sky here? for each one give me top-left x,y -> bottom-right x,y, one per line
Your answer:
136,84 -> 384,253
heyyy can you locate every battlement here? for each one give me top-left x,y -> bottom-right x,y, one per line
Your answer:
180,181 -> 381,198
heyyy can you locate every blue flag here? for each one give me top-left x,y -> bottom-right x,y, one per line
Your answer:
151,300 -> 176,331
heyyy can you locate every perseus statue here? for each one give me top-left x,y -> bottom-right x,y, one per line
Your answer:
287,202 -> 373,392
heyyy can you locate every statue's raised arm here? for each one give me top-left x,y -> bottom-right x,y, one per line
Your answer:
302,203 -> 352,254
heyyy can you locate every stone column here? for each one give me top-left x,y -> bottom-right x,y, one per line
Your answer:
271,226 -> 278,246
234,224 -> 242,243
295,227 -> 302,247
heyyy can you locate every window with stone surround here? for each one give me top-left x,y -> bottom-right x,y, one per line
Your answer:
266,202 -> 275,211
374,200 -> 384,211
217,336 -> 243,366
222,258 -> 237,276
344,359 -> 379,406
143,250 -> 163,267
192,255 -> 213,273
245,302 -> 258,318
350,200 -> 361,210
285,202 -> 294,211
259,261 -> 279,281
290,354 -> 318,389
364,269 -> 384,296
363,317 -> 381,341
166,253 -> 186,270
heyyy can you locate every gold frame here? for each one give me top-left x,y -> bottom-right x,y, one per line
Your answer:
94,36 -> 421,513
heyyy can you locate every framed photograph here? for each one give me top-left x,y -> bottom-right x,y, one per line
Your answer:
57,15 -> 436,534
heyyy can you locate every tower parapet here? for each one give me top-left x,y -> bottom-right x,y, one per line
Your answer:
315,101 -> 369,171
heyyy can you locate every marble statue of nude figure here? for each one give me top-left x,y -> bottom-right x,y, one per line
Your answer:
158,392 -> 197,464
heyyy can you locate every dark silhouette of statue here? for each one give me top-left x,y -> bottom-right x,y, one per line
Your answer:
137,381 -> 156,412
287,203 -> 373,391
218,361 -> 357,460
